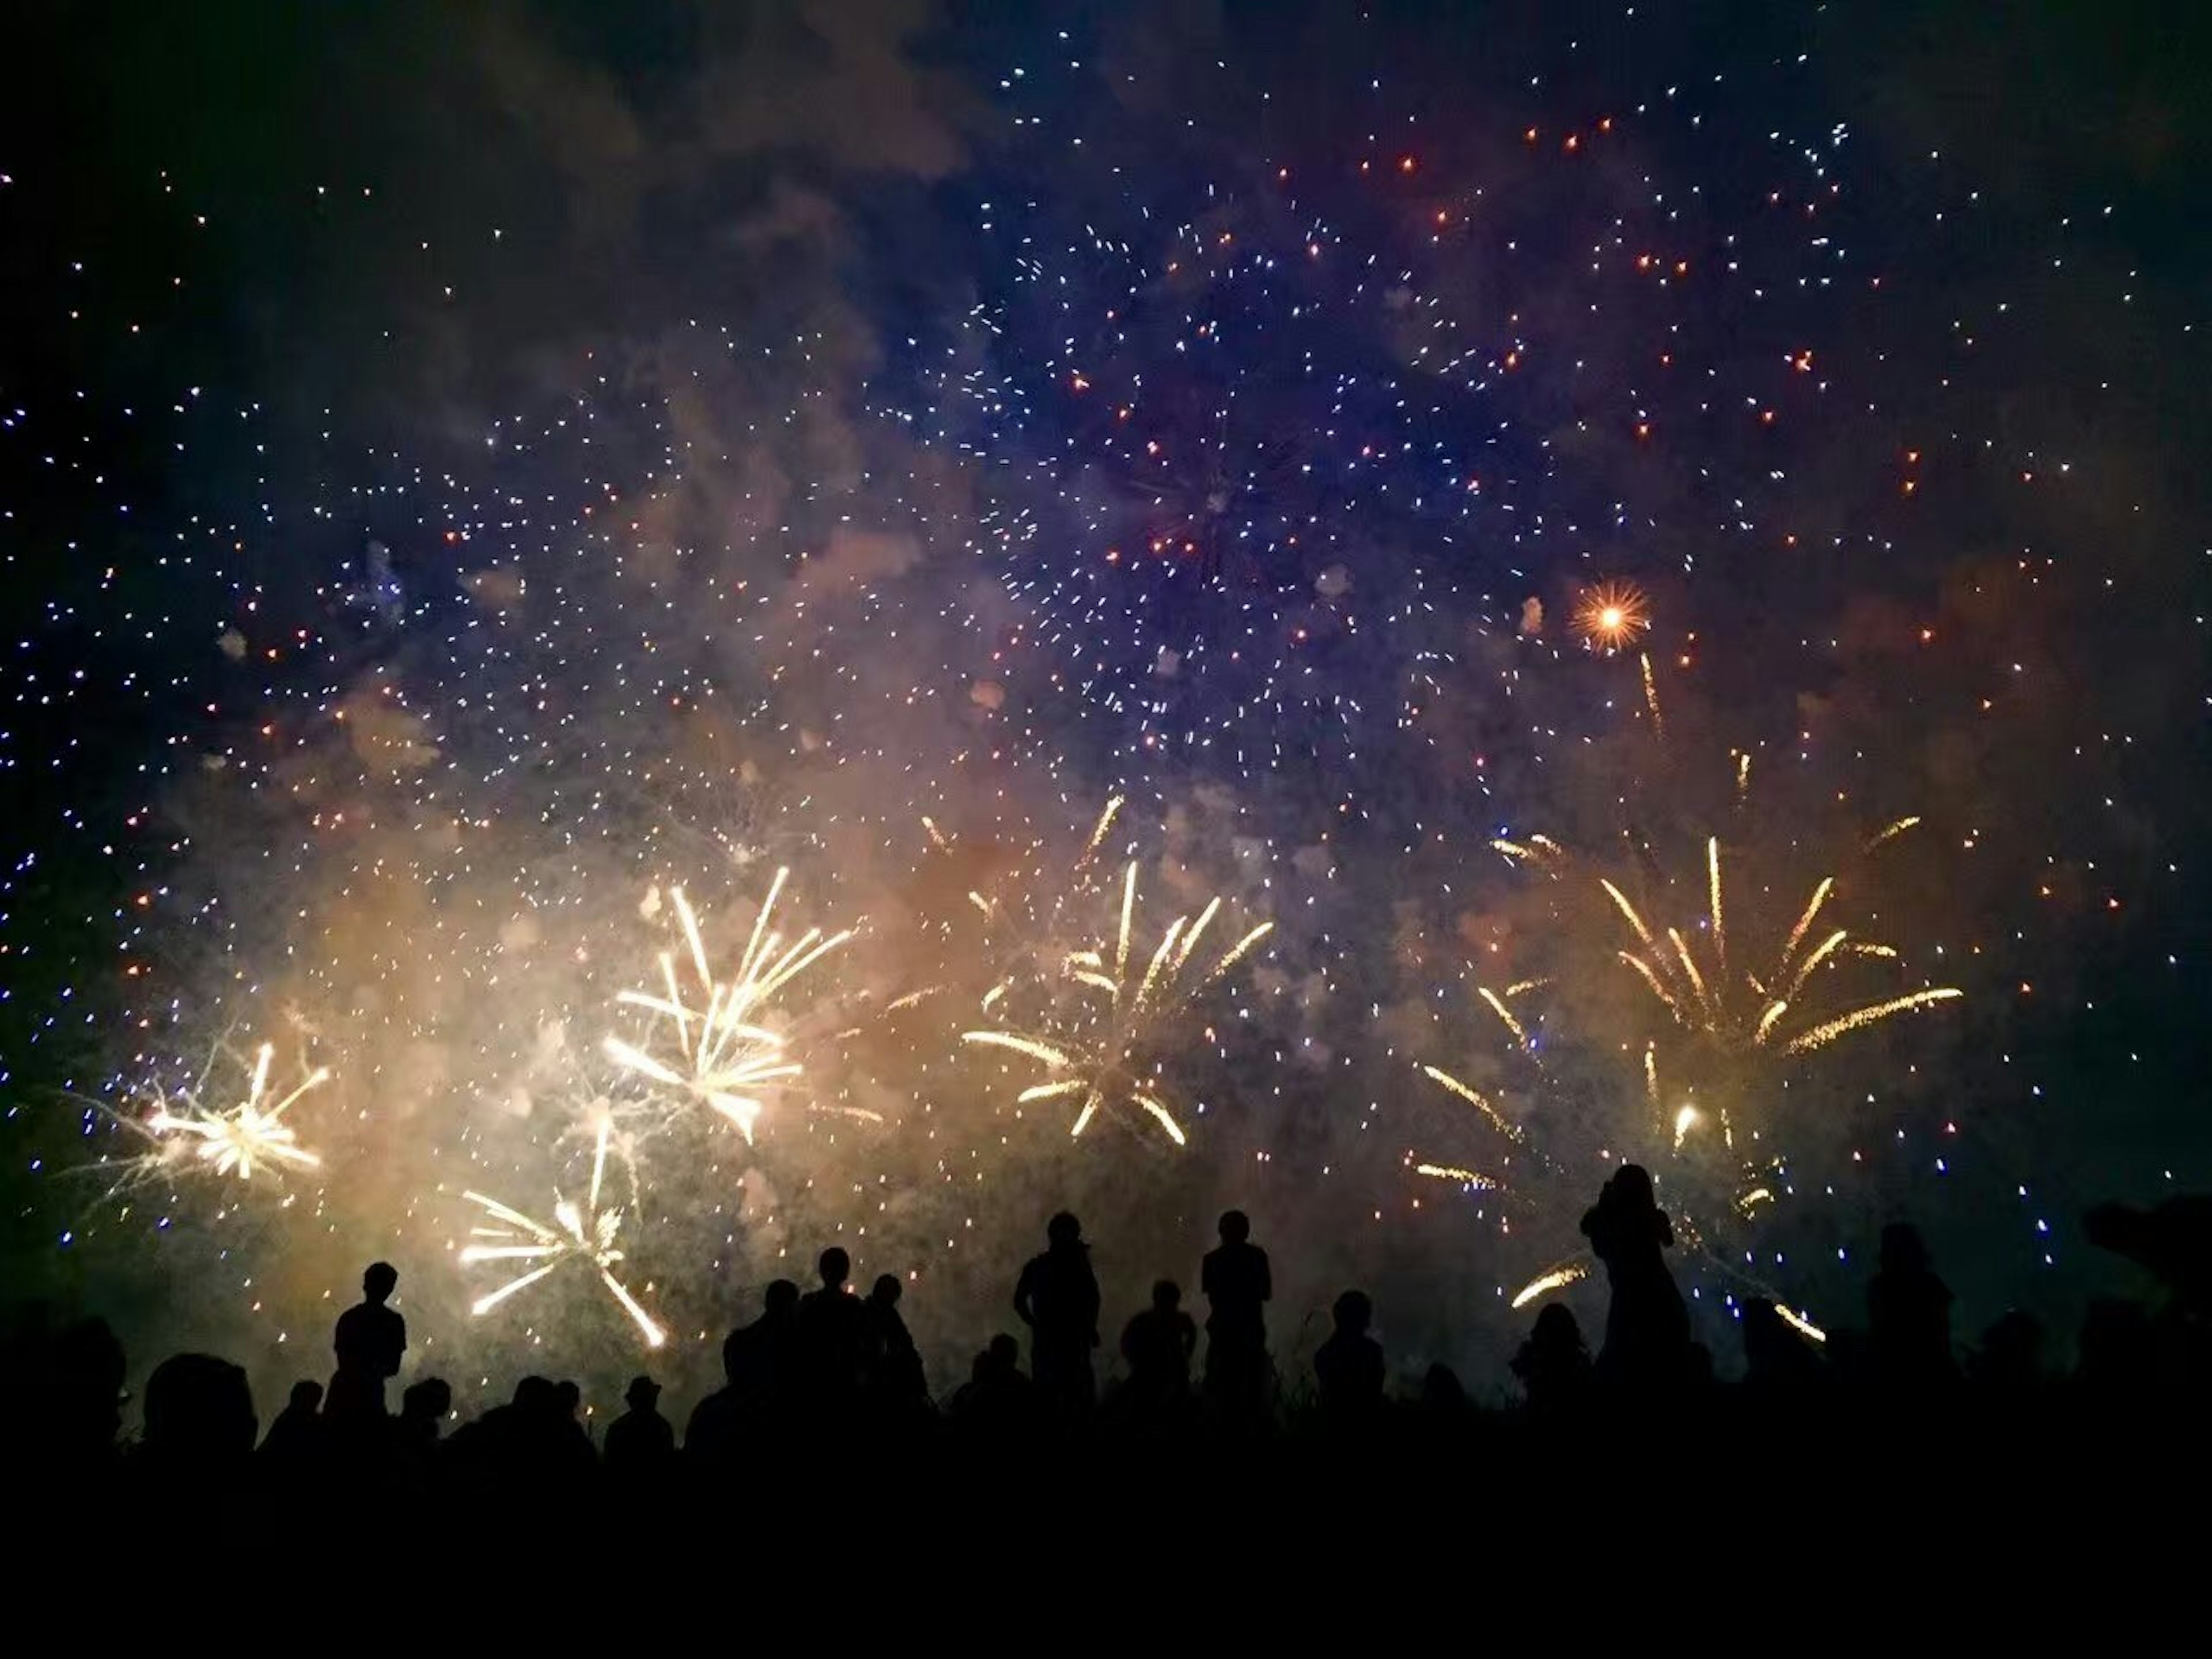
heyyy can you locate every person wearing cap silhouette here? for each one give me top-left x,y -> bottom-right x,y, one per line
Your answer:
604,1374 -> 675,1472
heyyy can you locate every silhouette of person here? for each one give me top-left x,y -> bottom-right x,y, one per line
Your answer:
552,1378 -> 597,1471
1119,1279 -> 1198,1412
325,1261 -> 406,1423
949,1333 -> 1033,1439
25,1315 -> 126,1483
259,1378 -> 327,1469
397,1377 -> 451,1451
1512,1302 -> 1594,1416
690,1281 -> 801,1464
865,1274 -> 929,1419
138,1353 -> 257,1478
1968,1309 -> 2046,1398
1420,1362 -> 1470,1423
1202,1209 -> 1272,1418
1866,1222 -> 1957,1397
605,1375 -> 676,1472
796,1247 -> 870,1412
1014,1211 -> 1101,1416
1580,1165 -> 1692,1394
1313,1290 -> 1385,1425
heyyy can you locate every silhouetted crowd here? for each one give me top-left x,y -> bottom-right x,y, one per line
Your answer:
10,1173 -> 2212,1516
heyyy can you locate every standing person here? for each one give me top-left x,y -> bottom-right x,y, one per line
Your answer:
865,1274 -> 929,1423
604,1376 -> 676,1474
1580,1165 -> 1692,1396
1013,1211 -> 1101,1417
325,1262 -> 406,1425
796,1247 -> 870,1414
1119,1280 -> 1198,1416
1202,1210 -> 1272,1419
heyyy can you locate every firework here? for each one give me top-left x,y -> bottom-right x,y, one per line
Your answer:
1510,1262 -> 1588,1309
110,1040 -> 329,1188
460,1117 -> 665,1348
603,872 -> 851,1144
1603,838 -> 1959,1063
1571,579 -> 1650,650
963,857 -> 1271,1147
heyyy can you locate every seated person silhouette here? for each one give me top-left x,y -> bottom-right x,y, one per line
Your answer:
1512,1302 -> 1594,1415
1119,1279 -> 1198,1411
1313,1290 -> 1385,1425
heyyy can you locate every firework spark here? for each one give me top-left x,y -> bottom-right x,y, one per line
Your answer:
1510,1262 -> 1589,1309
1604,838 -> 1960,1059
963,857 -> 1270,1147
460,1117 -> 665,1348
603,872 -> 851,1144
116,1040 -> 330,1187
1573,579 -> 1649,650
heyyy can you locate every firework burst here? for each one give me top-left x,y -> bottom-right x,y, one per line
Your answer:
964,857 -> 1271,1148
603,872 -> 851,1145
105,1039 -> 330,1190
460,1116 -> 665,1349
1572,579 -> 1650,651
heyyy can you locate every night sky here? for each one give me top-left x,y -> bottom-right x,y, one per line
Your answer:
2,1 -> 2207,1405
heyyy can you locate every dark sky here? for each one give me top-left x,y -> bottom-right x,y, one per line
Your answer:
1,1 -> 2207,1397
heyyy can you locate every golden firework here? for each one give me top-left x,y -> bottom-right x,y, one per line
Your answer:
122,1040 -> 329,1187
603,871 -> 850,1143
460,1116 -> 665,1349
1572,579 -> 1650,650
963,857 -> 1270,1147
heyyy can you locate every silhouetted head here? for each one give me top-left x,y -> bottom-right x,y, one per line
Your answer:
554,1379 -> 582,1419
143,1353 -> 256,1460
1422,1362 -> 1467,1411
625,1375 -> 661,1410
987,1332 -> 1021,1372
362,1262 -> 398,1304
287,1378 -> 323,1412
515,1374 -> 555,1411
1531,1302 -> 1583,1349
1332,1289 -> 1373,1335
402,1377 -> 451,1421
1047,1210 -> 1083,1248
1218,1210 -> 1251,1244
1880,1222 -> 1930,1275
871,1273 -> 903,1308
818,1247 -> 850,1290
1608,1164 -> 1657,1212
1152,1279 -> 1181,1311
765,1278 -> 802,1316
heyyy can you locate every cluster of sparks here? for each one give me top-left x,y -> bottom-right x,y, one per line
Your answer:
964,854 -> 1273,1147
461,1116 -> 666,1349
107,1041 -> 331,1191
602,872 -> 851,1144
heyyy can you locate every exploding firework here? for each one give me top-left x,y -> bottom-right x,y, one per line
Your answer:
460,1116 -> 666,1349
603,872 -> 852,1145
963,857 -> 1272,1147
104,1039 -> 331,1190
1572,580 -> 1650,651
1597,836 -> 1962,1085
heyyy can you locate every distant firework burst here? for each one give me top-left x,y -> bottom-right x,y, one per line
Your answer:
964,857 -> 1272,1148
1572,581 -> 1650,652
603,872 -> 854,1145
100,1038 -> 331,1193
